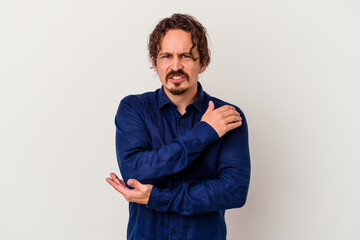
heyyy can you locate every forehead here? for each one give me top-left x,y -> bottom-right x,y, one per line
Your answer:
159,29 -> 194,53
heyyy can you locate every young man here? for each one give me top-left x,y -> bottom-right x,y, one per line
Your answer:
107,14 -> 251,240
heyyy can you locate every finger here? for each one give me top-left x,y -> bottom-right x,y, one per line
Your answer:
204,101 -> 215,114
221,109 -> 241,118
224,115 -> 242,124
114,177 -> 126,187
106,178 -> 119,189
216,105 -> 235,113
110,172 -> 122,185
127,179 -> 144,190
111,174 -> 126,187
226,120 -> 242,131
110,173 -> 120,184
106,178 -> 126,193
106,179 -> 137,204
119,179 -> 126,186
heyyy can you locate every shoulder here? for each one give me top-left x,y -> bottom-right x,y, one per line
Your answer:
115,89 -> 160,121
119,89 -> 160,110
208,95 -> 246,118
121,89 -> 159,105
206,94 -> 250,138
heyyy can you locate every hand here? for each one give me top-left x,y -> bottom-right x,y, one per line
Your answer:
106,173 -> 153,205
201,101 -> 242,138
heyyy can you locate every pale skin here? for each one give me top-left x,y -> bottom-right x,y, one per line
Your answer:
106,29 -> 242,205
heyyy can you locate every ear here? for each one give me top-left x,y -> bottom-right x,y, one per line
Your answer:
199,62 -> 206,74
152,57 -> 158,73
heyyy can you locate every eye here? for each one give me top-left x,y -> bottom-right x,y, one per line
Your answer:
182,54 -> 191,59
161,55 -> 170,58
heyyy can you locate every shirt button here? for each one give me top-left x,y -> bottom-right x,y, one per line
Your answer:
171,231 -> 176,236
179,120 -> 183,124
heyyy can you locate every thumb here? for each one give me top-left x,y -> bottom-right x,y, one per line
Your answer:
127,179 -> 142,189
205,101 -> 215,113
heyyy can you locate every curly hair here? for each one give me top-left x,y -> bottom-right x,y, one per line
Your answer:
148,13 -> 210,69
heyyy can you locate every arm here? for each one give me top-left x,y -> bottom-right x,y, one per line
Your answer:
146,110 -> 250,215
116,96 -> 240,185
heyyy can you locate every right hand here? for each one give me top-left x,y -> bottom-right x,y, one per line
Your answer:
201,101 -> 242,138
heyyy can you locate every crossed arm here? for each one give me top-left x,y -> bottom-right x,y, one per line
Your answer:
107,97 -> 250,214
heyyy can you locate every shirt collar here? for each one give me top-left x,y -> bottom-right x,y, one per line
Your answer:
158,82 -> 208,112
158,86 -> 172,109
191,82 -> 207,112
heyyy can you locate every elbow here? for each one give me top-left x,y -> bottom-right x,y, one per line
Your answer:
235,195 -> 247,209
230,181 -> 250,209
226,194 -> 247,210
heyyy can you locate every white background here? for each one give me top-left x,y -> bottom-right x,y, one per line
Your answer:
1,0 -> 359,239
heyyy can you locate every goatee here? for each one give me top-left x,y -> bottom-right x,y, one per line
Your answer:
166,69 -> 190,95
169,86 -> 188,95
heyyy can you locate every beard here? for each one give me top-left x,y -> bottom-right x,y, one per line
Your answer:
166,70 -> 190,95
168,82 -> 189,95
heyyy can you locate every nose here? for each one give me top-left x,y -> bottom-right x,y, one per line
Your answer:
170,56 -> 183,71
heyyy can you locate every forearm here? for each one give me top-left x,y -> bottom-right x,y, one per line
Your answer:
116,96 -> 219,184
146,111 -> 251,215
146,166 -> 250,216
116,96 -> 242,186
116,120 -> 218,185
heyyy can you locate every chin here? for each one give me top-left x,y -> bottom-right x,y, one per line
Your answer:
168,87 -> 188,95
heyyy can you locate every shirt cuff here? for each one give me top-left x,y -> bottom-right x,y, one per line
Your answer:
179,121 -> 219,153
146,186 -> 172,212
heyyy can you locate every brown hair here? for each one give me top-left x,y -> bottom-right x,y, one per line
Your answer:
148,13 -> 210,69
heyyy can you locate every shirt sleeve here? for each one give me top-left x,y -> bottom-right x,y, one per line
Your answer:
115,95 -> 219,185
146,109 -> 251,216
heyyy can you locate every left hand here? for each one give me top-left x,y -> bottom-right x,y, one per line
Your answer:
106,172 -> 153,205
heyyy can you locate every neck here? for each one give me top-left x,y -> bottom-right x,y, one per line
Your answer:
164,84 -> 198,115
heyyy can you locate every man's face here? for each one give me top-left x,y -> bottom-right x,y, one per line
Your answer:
153,29 -> 206,96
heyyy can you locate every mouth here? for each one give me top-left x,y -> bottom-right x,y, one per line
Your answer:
169,74 -> 186,83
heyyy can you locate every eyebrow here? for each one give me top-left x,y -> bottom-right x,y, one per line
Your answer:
158,51 -> 198,62
158,52 -> 192,56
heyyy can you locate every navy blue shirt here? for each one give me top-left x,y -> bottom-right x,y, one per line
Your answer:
115,83 -> 251,240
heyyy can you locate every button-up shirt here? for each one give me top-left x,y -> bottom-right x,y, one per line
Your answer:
115,83 -> 251,240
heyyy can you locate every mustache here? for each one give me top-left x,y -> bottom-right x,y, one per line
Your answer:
166,70 -> 190,81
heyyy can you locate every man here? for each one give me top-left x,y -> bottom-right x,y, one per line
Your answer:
106,14 -> 250,240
